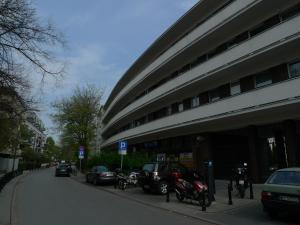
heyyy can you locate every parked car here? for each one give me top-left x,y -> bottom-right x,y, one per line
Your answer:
86,166 -> 115,185
55,164 -> 71,177
138,161 -> 190,194
261,167 -> 300,217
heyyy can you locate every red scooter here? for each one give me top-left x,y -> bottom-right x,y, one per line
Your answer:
174,171 -> 211,207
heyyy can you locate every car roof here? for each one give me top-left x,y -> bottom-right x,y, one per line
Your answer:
276,167 -> 300,172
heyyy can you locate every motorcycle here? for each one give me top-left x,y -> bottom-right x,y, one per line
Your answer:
115,171 -> 140,190
233,163 -> 249,198
174,171 -> 211,207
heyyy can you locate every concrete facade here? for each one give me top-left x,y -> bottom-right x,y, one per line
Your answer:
102,0 -> 300,182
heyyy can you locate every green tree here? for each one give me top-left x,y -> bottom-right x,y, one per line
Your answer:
43,137 -> 62,161
52,85 -> 103,165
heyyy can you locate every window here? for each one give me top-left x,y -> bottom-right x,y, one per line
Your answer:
191,96 -> 199,108
171,103 -> 179,114
249,15 -> 281,37
191,55 -> 207,68
178,64 -> 190,75
288,61 -> 300,78
267,171 -> 300,186
142,163 -> 155,172
255,72 -> 272,88
170,71 -> 179,79
281,3 -> 300,21
227,31 -> 249,49
230,81 -> 241,95
178,103 -> 184,112
198,92 -> 209,105
209,89 -> 220,102
183,98 -> 192,110
167,106 -> 172,115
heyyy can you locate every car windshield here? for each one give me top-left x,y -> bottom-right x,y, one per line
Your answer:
267,171 -> 300,186
58,164 -> 67,169
143,163 -> 155,172
96,166 -> 109,172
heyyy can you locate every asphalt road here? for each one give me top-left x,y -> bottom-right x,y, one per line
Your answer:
13,169 -> 213,225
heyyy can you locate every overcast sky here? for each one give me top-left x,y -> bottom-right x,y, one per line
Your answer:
31,0 -> 198,139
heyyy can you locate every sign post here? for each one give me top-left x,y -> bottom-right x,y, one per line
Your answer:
78,146 -> 84,172
118,141 -> 127,171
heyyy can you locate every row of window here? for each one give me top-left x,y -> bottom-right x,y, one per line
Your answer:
157,0 -> 235,58
121,3 -> 300,111
106,61 -> 300,139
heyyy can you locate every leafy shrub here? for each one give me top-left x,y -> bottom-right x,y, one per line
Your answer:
87,151 -> 155,172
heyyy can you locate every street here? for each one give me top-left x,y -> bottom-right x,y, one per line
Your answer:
12,169 -> 212,225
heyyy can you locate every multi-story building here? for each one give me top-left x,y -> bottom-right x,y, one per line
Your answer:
101,0 -> 300,182
25,112 -> 46,153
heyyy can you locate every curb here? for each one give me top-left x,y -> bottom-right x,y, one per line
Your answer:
71,176 -> 225,225
10,171 -> 31,225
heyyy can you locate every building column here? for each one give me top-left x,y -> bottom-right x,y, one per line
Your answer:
248,126 -> 260,183
192,134 -> 212,171
258,139 -> 270,182
284,120 -> 299,167
274,130 -> 287,169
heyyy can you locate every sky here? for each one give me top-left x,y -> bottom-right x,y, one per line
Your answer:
31,0 -> 198,139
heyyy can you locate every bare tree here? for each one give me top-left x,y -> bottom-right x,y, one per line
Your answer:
0,0 -> 66,77
0,0 -> 66,127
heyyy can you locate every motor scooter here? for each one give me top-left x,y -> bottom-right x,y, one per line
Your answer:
174,171 -> 211,207
233,163 -> 249,198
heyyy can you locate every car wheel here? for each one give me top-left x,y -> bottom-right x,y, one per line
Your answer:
267,210 -> 278,219
176,191 -> 184,202
142,185 -> 150,193
158,181 -> 168,195
93,178 -> 98,185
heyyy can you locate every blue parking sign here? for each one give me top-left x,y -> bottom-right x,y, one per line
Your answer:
118,141 -> 127,155
79,146 -> 84,159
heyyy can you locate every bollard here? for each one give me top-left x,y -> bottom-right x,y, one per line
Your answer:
249,180 -> 254,199
228,183 -> 233,205
202,191 -> 206,211
166,186 -> 170,202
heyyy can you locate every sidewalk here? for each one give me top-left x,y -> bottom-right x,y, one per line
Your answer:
0,171 -> 29,225
72,173 -> 272,225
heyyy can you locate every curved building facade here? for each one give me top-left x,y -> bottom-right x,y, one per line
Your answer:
102,0 -> 300,181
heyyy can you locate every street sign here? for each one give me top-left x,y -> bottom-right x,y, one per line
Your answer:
118,140 -> 127,155
79,146 -> 84,159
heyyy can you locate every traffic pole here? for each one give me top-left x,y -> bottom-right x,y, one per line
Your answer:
120,154 -> 123,171
249,180 -> 254,199
202,191 -> 206,211
80,159 -> 82,173
228,183 -> 233,205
